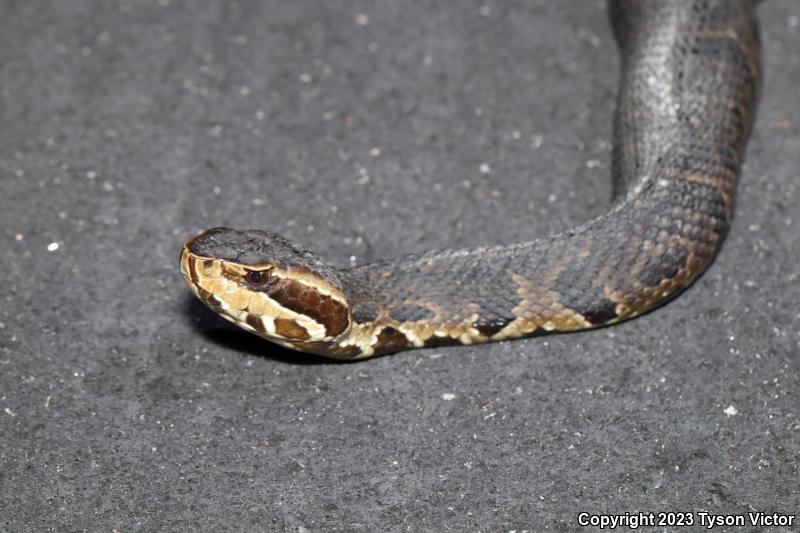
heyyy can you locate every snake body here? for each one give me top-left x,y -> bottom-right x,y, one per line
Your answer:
181,0 -> 761,359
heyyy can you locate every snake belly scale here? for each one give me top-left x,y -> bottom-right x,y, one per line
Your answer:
181,0 -> 761,359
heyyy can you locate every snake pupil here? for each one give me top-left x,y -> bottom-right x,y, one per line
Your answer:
246,270 -> 269,286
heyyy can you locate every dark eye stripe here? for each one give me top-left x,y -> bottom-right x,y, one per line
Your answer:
264,278 -> 349,337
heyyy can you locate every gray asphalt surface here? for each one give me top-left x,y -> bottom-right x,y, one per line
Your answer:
2,1 -> 799,530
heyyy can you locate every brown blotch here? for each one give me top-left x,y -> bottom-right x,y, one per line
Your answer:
472,317 -> 508,338
246,314 -> 267,333
376,327 -> 410,350
582,299 -> 618,326
424,334 -> 458,348
274,318 -> 310,340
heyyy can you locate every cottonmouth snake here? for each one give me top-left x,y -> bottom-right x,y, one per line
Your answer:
181,0 -> 761,359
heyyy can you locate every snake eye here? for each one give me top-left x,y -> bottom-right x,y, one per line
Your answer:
245,270 -> 270,286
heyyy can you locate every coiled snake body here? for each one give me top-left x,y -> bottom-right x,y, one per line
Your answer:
181,0 -> 761,359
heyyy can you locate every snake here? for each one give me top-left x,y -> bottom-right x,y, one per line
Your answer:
180,0 -> 761,359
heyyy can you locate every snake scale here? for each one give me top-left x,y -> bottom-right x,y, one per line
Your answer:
181,0 -> 761,359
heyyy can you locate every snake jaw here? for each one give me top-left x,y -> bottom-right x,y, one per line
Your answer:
181,229 -> 354,353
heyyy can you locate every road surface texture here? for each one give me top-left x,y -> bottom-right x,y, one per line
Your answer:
1,1 -> 798,530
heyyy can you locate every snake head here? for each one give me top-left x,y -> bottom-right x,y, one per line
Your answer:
181,227 -> 352,353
